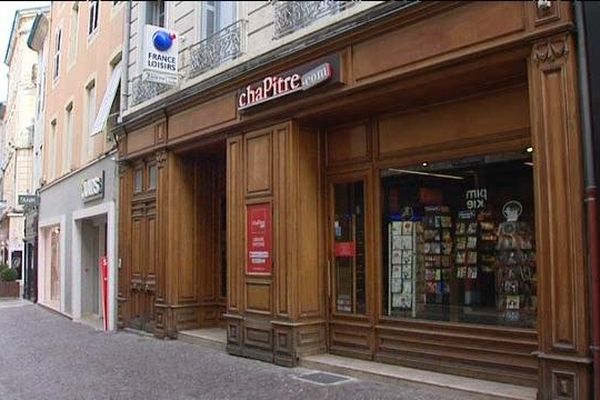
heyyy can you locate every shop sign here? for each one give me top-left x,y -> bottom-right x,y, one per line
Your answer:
238,54 -> 340,111
334,241 -> 356,257
247,203 -> 272,275
465,188 -> 487,210
142,24 -> 178,86
18,195 -> 38,207
81,171 -> 104,203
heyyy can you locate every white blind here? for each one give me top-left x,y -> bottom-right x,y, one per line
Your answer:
91,63 -> 121,136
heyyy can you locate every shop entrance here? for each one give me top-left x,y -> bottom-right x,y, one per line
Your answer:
80,215 -> 107,327
184,141 -> 227,335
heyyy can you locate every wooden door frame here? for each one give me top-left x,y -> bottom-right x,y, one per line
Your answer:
325,167 -> 376,342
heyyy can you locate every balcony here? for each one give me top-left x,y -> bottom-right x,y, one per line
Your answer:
188,19 -> 248,79
131,75 -> 171,107
273,0 -> 359,39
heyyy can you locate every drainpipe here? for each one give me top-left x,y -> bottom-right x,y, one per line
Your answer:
574,2 -> 600,400
119,1 -> 131,121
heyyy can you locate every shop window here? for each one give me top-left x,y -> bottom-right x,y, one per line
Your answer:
333,181 -> 366,314
381,151 -> 536,328
134,168 -> 143,193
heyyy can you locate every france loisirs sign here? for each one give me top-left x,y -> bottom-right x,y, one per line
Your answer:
142,25 -> 179,86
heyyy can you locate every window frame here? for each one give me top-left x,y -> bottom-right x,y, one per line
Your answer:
146,0 -> 166,27
88,0 -> 100,36
53,28 -> 62,81
69,2 -> 79,67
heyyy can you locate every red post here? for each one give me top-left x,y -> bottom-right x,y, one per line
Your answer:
100,256 -> 108,331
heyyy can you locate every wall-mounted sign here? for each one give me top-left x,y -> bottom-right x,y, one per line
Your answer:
238,54 -> 341,111
143,24 -> 178,86
334,242 -> 356,258
18,195 -> 38,207
246,203 -> 272,275
81,171 -> 105,203
465,188 -> 487,210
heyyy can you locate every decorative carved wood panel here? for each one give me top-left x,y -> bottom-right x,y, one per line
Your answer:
528,33 -> 590,399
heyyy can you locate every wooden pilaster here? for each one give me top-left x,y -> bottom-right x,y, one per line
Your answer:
528,33 -> 591,399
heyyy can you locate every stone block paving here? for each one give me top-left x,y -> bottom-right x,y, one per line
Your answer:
0,305 -> 486,400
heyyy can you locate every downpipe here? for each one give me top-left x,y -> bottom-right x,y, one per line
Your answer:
574,2 -> 600,400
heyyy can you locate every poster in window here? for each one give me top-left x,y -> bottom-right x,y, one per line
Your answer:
246,203 -> 272,275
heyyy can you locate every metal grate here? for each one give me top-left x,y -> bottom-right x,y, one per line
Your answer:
297,372 -> 351,385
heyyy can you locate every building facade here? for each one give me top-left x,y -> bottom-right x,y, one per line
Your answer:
37,1 -> 123,330
0,7 -> 46,285
118,2 -> 594,398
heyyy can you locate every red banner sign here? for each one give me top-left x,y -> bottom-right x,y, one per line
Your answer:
334,241 -> 356,257
99,256 -> 108,331
247,203 -> 272,275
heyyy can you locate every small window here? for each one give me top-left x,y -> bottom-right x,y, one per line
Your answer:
134,169 -> 143,193
146,0 -> 166,27
148,164 -> 157,190
88,0 -> 99,35
70,2 -> 79,63
202,1 -> 236,38
31,64 -> 38,84
64,102 -> 74,171
53,29 -> 61,79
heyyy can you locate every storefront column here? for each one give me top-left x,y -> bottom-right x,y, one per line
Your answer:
226,121 -> 326,366
528,33 -> 592,399
155,149 -> 174,338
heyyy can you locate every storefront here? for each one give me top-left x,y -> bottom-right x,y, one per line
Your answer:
23,204 -> 38,302
118,2 -> 591,398
38,154 -> 117,329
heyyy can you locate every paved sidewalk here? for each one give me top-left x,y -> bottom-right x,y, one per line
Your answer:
0,305 -> 488,400
0,298 -> 31,309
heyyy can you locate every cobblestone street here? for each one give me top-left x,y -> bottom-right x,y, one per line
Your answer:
0,304 -> 487,400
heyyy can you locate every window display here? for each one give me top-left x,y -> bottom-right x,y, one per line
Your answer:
381,152 -> 536,328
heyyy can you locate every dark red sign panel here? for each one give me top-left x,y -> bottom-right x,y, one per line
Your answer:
334,242 -> 356,257
99,256 -> 108,331
247,203 -> 272,275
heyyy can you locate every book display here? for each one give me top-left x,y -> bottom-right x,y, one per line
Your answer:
421,206 -> 453,305
388,220 -> 419,315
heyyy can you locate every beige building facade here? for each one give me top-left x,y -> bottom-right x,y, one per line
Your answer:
0,7 -> 46,279
38,1 -> 123,329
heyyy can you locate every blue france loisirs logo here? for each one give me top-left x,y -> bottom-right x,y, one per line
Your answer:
152,30 -> 175,52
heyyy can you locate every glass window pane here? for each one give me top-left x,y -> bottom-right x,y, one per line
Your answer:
333,181 -> 365,314
134,169 -> 143,193
381,151 -> 536,328
148,165 -> 157,190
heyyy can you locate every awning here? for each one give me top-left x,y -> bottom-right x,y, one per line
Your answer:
91,63 -> 122,136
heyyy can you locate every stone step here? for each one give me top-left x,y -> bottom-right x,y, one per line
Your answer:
177,328 -> 227,351
300,354 -> 537,400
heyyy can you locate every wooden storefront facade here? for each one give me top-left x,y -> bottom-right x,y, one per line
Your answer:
117,2 -> 591,398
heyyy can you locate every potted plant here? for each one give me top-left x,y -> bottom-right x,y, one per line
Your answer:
0,263 -> 19,298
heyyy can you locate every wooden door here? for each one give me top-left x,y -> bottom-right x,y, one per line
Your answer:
329,174 -> 368,315
129,200 -> 157,333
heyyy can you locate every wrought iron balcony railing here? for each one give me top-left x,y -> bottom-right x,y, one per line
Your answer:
189,19 -> 248,79
273,0 -> 359,39
131,75 -> 171,107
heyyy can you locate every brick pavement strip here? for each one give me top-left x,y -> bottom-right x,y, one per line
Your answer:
0,305 -> 484,400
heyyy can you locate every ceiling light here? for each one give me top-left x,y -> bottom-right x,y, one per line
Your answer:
526,146 -> 533,153
422,162 -> 428,167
